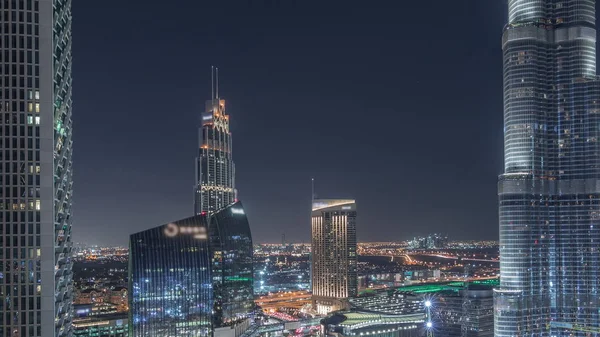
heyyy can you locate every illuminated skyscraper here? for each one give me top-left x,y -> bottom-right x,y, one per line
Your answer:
311,199 -> 357,315
496,1 -> 600,336
195,68 -> 236,215
0,0 -> 74,336
130,201 -> 253,337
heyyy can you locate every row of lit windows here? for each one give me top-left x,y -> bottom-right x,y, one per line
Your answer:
0,248 -> 40,260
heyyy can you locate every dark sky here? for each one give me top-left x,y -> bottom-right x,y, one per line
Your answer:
72,0 -> 536,245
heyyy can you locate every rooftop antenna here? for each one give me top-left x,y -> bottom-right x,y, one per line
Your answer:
216,67 -> 219,99
211,66 -> 215,101
311,177 -> 315,207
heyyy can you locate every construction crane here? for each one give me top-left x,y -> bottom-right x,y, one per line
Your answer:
547,321 -> 600,334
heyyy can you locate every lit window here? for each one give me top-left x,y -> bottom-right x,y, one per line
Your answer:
35,103 -> 40,113
35,200 -> 40,210
27,116 -> 33,125
28,103 -> 33,112
27,90 -> 33,100
35,116 -> 40,125
36,249 -> 41,257
36,166 -> 40,174
35,90 -> 39,100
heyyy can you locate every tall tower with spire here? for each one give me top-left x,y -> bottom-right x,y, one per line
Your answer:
496,1 -> 600,336
195,67 -> 236,214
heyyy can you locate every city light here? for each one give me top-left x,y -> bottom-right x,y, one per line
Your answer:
425,300 -> 432,307
426,321 -> 433,328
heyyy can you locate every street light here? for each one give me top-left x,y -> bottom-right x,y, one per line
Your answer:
424,299 -> 434,337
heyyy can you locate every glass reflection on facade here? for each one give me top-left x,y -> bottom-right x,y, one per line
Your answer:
129,215 -> 213,337
210,201 -> 254,327
497,1 -> 600,336
129,202 -> 254,337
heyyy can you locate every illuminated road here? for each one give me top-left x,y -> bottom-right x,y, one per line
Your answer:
256,291 -> 312,312
411,254 -> 499,263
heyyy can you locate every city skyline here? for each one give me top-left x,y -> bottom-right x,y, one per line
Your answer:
71,0 -> 523,246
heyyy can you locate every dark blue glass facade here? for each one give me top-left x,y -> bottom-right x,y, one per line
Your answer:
129,215 -> 213,337
210,201 -> 254,327
129,201 -> 254,337
496,1 -> 600,336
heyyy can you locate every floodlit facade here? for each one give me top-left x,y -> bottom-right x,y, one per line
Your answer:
496,0 -> 600,336
129,202 -> 253,337
0,0 -> 74,336
195,70 -> 236,214
311,199 -> 357,314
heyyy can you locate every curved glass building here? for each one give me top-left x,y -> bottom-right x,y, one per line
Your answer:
0,0 -> 74,336
496,1 -> 600,336
130,201 -> 253,337
209,202 -> 254,327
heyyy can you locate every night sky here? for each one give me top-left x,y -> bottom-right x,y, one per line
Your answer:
71,0 -> 584,245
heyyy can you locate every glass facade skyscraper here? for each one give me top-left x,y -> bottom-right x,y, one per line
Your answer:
209,202 -> 254,327
496,1 -> 600,336
0,0 -> 74,337
195,73 -> 236,215
129,215 -> 212,337
311,199 -> 357,315
129,202 -> 253,337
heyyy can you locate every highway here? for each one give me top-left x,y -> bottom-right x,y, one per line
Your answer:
256,291 -> 312,312
410,253 -> 499,263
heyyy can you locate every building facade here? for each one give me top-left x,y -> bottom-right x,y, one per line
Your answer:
496,1 -> 600,336
73,314 -> 128,337
311,199 -> 357,314
209,202 -> 254,327
129,215 -> 213,337
0,0 -> 74,337
195,73 -> 236,214
129,202 -> 253,337
436,286 -> 494,337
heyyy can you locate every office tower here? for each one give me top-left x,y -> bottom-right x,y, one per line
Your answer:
0,0 -> 74,336
311,199 -> 357,315
195,68 -> 236,214
496,1 -> 600,336
129,202 -> 253,337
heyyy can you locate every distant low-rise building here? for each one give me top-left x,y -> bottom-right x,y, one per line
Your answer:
73,313 -> 128,337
